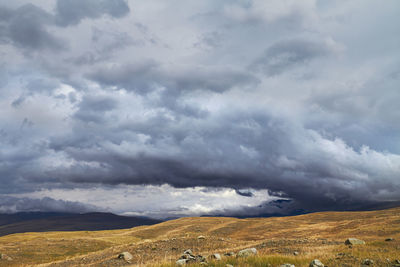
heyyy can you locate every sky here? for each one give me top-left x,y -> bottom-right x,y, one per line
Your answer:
0,0 -> 399,219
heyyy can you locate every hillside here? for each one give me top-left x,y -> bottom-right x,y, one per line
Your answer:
0,212 -> 162,236
0,207 -> 399,266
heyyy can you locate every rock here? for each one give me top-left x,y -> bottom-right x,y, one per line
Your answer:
280,264 -> 295,267
224,252 -> 235,256
385,238 -> 394,241
183,249 -> 193,255
345,238 -> 365,245
363,259 -> 374,265
294,251 -> 299,256
196,255 -> 207,262
118,252 -> 133,262
309,259 -> 324,267
176,259 -> 187,266
197,235 -> 206,240
396,260 -> 400,264
209,253 -> 221,260
180,254 -> 195,260
200,263 -> 208,266
226,264 -> 234,267
237,248 -> 257,257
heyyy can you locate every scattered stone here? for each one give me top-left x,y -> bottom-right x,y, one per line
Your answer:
224,252 -> 235,257
197,235 -> 206,240
280,264 -> 295,267
118,252 -> 133,262
183,249 -> 193,255
309,259 -> 324,267
176,259 -> 187,266
385,238 -> 394,241
294,251 -> 299,256
237,248 -> 257,257
362,259 -> 374,265
209,253 -> 221,261
345,238 -> 365,245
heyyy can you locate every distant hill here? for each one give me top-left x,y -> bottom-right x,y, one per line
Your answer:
0,212 -> 162,236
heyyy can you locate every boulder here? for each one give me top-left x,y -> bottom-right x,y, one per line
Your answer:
237,248 -> 257,257
362,259 -> 374,265
118,252 -> 133,262
309,259 -> 324,267
183,249 -> 193,255
345,238 -> 365,245
176,259 -> 187,266
209,253 -> 221,260
224,252 -> 235,256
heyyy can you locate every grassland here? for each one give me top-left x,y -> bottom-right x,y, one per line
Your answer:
0,207 -> 399,266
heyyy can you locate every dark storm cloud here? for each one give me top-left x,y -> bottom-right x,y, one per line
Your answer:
33,110 -> 399,214
0,4 -> 63,50
55,0 -> 130,27
0,196 -> 97,213
1,0 -> 400,217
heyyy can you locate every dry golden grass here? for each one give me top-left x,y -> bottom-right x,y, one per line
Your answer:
0,207 -> 399,266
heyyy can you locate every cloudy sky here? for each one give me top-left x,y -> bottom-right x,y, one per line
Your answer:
0,0 -> 399,219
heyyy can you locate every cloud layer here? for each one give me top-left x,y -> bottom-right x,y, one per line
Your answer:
0,0 -> 399,217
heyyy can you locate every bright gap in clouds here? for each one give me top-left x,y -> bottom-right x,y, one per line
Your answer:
7,185 -> 276,219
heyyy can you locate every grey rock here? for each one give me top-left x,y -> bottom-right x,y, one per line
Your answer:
345,238 -> 365,245
209,253 -> 221,260
224,252 -> 235,256
176,259 -> 187,266
118,252 -> 133,262
183,249 -> 193,255
363,259 -> 374,265
237,248 -> 257,257
309,259 -> 324,267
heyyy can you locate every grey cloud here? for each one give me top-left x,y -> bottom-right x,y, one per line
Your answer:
1,0 -> 399,217
0,196 -> 98,213
73,95 -> 118,123
0,4 -> 63,50
88,62 -> 259,94
252,38 -> 337,76
55,0 -> 130,27
35,110 -> 400,214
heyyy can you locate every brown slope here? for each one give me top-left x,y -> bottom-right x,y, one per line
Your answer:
0,207 -> 399,266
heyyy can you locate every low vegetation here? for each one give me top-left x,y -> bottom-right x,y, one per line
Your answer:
0,207 -> 399,266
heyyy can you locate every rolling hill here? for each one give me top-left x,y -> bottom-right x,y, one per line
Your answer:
0,212 -> 162,236
0,207 -> 399,266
